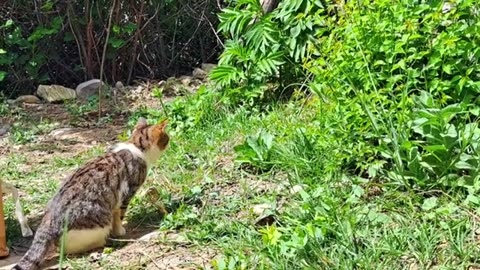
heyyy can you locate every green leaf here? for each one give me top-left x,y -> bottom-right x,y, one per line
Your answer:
422,197 -> 438,211
2,19 -> 14,28
466,194 -> 479,205
108,37 -> 125,48
455,160 -> 474,170
124,22 -> 138,35
0,71 -> 6,81
291,25 -> 301,38
442,64 -> 452,74
112,25 -> 121,34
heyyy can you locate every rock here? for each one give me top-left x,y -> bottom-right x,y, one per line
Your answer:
162,77 -> 179,96
134,85 -> 143,95
14,95 -> 41,104
115,81 -> 124,90
255,214 -> 277,226
201,63 -> 217,73
251,203 -> 277,226
139,231 -> 161,241
192,68 -> 207,80
179,75 -> 192,86
75,79 -> 104,100
49,127 -> 80,139
252,203 -> 272,216
37,85 -> 76,103
0,127 -> 9,137
289,184 -> 306,195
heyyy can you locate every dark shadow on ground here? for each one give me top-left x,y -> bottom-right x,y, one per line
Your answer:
0,208 -> 167,269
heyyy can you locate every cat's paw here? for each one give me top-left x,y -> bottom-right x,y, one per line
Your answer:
112,225 -> 126,237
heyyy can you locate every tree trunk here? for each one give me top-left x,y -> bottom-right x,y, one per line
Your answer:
261,0 -> 279,14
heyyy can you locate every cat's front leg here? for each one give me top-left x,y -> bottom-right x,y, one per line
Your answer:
111,209 -> 126,237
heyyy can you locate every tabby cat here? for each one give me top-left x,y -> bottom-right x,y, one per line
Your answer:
13,118 -> 169,270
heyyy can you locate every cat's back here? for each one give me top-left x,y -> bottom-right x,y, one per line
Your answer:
50,148 -> 147,209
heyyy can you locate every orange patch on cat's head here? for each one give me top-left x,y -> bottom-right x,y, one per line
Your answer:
129,118 -> 170,152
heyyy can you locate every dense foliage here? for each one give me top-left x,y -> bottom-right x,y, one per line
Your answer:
0,0 -> 222,96
209,0 -> 480,191
160,1 -> 480,268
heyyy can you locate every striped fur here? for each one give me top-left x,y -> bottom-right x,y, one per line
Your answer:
12,118 -> 169,270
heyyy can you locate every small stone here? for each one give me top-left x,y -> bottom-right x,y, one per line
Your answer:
14,95 -> 41,104
139,231 -> 161,241
0,127 -> 9,137
115,81 -> 124,90
49,128 -> 79,139
192,68 -> 207,80
255,214 -> 277,226
252,203 -> 272,216
179,75 -> 192,86
290,184 -> 306,195
201,63 -> 217,73
76,79 -> 104,100
251,203 -> 278,226
37,85 -> 76,103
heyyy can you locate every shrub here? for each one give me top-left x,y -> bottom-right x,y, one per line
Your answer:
211,0 -> 326,103
307,0 -> 480,190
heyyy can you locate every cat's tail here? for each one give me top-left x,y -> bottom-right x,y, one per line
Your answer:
11,213 -> 60,270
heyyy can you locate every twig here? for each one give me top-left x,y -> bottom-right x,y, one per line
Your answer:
201,11 -> 224,48
127,0 -> 146,85
168,4 -> 207,68
116,5 -> 160,51
66,3 -> 87,81
141,251 -> 162,270
98,0 -> 116,119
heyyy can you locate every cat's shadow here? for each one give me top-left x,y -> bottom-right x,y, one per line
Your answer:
2,208 -> 168,270
3,194 -> 194,269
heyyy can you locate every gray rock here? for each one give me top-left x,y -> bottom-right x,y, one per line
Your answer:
76,79 -> 104,100
192,68 -> 207,80
37,85 -> 76,103
0,126 -> 9,137
178,75 -> 192,86
115,81 -> 124,90
49,127 -> 80,139
14,95 -> 41,104
201,63 -> 217,73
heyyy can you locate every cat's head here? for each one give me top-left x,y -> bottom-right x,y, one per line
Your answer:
129,117 -> 169,164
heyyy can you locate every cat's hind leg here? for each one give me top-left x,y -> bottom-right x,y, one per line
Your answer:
65,226 -> 111,254
112,208 -> 126,237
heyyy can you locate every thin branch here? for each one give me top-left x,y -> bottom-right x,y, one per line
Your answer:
98,0 -> 116,119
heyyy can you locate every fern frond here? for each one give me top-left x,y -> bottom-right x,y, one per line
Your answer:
209,65 -> 246,87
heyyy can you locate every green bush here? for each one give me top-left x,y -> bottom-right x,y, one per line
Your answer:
211,0 -> 325,103
303,0 -> 480,190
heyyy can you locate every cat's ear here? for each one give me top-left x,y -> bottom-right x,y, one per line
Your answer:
152,119 -> 168,135
157,119 -> 168,130
135,117 -> 148,129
